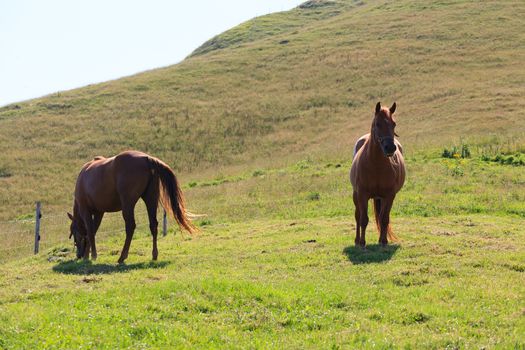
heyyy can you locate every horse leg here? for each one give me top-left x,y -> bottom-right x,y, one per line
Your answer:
118,203 -> 137,264
352,191 -> 361,246
142,185 -> 159,261
93,212 -> 104,235
357,192 -> 369,248
89,212 -> 104,259
379,196 -> 394,246
80,212 -> 96,260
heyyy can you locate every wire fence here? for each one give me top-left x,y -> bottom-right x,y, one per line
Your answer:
0,201 -> 170,263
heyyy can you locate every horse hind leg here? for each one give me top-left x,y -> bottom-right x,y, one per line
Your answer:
142,182 -> 160,261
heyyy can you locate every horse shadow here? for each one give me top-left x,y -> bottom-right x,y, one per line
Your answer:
343,244 -> 399,264
52,259 -> 170,275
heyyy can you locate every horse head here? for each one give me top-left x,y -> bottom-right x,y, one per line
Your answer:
373,102 -> 398,157
67,212 -> 87,259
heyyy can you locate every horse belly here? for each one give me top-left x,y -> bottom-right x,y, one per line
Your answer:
354,166 -> 403,197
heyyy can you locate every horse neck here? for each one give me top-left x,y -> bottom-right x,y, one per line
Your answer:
366,126 -> 385,161
73,200 -> 80,219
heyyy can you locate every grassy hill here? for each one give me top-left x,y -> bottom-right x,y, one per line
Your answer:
0,0 -> 524,219
0,0 -> 524,348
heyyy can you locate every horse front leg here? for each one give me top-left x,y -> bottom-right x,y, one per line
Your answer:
379,196 -> 394,246
80,212 -> 97,260
352,191 -> 361,246
356,192 -> 369,248
93,212 -> 104,236
118,205 -> 136,264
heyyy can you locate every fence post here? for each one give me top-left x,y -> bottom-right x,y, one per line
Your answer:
163,210 -> 167,236
34,201 -> 41,254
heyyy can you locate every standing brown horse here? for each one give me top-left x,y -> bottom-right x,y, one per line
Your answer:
350,102 -> 405,247
68,150 -> 196,263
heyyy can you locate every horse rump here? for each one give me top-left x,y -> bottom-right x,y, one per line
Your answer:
148,158 -> 197,234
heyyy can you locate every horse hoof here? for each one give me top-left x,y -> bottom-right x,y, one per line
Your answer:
118,258 -> 125,264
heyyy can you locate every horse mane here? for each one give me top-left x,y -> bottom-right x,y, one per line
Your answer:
93,156 -> 105,161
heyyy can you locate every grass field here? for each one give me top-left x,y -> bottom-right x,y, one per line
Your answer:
1,0 -> 525,348
1,151 -> 524,348
0,216 -> 523,348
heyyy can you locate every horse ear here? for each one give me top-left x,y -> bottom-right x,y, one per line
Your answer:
390,102 -> 396,114
375,102 -> 381,114
67,212 -> 74,221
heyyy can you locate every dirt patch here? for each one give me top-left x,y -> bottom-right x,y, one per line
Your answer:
80,276 -> 102,284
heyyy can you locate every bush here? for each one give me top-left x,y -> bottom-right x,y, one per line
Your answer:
442,144 -> 470,159
0,167 -> 12,178
306,192 -> 320,201
482,152 -> 525,166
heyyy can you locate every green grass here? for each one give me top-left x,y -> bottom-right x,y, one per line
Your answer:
1,152 -> 524,348
1,0 -> 525,348
0,214 -> 523,349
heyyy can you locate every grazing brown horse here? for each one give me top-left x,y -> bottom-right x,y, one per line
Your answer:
350,102 -> 405,247
68,150 -> 196,263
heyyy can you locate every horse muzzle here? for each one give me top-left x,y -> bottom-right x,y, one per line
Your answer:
75,238 -> 87,259
381,139 -> 397,157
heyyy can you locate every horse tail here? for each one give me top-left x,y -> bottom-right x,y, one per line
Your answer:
386,223 -> 398,242
148,158 -> 197,234
373,198 -> 398,242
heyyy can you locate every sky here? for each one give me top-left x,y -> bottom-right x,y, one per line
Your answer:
0,0 -> 305,107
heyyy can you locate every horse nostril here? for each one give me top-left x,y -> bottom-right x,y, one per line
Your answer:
385,144 -> 396,155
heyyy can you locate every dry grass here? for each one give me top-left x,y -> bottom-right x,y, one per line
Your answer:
0,0 -> 524,220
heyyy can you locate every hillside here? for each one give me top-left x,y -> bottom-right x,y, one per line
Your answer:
0,0 -> 524,219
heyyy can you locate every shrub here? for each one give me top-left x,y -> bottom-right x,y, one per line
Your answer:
482,152 -> 525,166
442,144 -> 470,159
306,192 -> 320,201
0,167 -> 12,178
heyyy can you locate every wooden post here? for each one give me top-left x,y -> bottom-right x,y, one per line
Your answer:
162,210 -> 167,237
34,202 -> 41,254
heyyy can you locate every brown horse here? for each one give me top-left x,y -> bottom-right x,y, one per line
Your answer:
68,150 -> 196,263
350,102 -> 405,247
